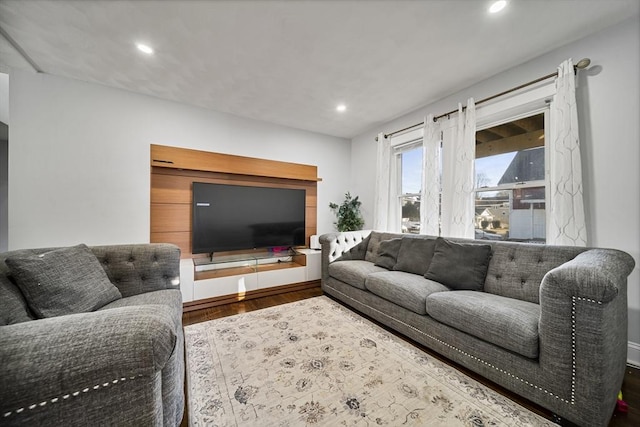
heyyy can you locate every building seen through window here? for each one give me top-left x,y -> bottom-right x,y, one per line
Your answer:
474,112 -> 546,242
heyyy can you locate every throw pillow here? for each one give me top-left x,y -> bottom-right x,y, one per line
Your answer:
393,237 -> 437,275
424,238 -> 492,291
335,234 -> 371,261
373,238 -> 403,270
5,244 -> 122,318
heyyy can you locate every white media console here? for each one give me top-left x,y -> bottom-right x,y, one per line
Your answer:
179,249 -> 321,305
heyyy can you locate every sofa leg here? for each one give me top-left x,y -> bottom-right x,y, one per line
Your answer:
551,413 -> 580,427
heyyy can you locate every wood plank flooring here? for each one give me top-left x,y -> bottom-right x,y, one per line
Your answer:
181,287 -> 640,427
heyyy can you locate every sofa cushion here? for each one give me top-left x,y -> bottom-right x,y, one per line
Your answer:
364,231 -> 404,263
365,271 -> 449,315
374,238 -> 403,269
0,276 -> 35,325
393,237 -> 437,275
328,260 -> 387,290
5,244 -> 122,318
424,238 -> 492,291
426,291 -> 540,359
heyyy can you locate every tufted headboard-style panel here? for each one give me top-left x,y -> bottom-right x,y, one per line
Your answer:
90,244 -> 181,298
321,230 -> 372,263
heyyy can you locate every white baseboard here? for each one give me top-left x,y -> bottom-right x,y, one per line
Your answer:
628,341 -> 640,368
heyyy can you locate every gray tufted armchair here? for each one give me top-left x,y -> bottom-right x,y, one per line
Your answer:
0,243 -> 184,426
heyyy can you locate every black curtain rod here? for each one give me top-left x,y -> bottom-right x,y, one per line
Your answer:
376,58 -> 591,141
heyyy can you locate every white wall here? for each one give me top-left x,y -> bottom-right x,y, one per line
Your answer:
0,72 -> 8,252
352,17 -> 640,364
0,139 -> 7,253
7,70 -> 351,250
0,73 -> 8,124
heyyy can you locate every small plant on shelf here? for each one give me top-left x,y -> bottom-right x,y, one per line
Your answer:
329,192 -> 364,232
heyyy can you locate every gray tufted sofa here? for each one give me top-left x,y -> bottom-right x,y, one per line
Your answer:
320,230 -> 635,427
0,243 -> 184,426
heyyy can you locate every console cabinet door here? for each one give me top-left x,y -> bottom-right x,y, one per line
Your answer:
257,267 -> 306,289
193,274 -> 258,300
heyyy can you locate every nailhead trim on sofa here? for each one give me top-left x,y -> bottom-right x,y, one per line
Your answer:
326,285 -> 605,407
2,374 -> 145,419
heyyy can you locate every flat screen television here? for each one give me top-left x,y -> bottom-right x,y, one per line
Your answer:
192,182 -> 306,254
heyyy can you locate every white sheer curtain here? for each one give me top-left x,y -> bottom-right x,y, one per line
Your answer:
373,132 -> 393,230
440,98 -> 476,238
420,114 -> 441,236
548,59 -> 587,246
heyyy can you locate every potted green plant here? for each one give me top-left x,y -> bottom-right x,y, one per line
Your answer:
329,192 -> 364,231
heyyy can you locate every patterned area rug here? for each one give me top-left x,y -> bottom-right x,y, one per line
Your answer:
185,296 -> 555,426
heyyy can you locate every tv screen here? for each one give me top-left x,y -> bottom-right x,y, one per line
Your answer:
192,182 -> 306,254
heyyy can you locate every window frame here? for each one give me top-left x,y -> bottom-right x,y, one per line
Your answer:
474,105 -> 550,242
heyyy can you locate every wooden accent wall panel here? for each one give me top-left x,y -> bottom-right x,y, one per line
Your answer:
151,144 -> 319,181
150,145 -> 319,259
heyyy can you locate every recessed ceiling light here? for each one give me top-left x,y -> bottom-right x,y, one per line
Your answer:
489,0 -> 507,14
136,43 -> 154,55
336,104 -> 347,112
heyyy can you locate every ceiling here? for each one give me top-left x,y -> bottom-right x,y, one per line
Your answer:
476,113 -> 544,159
0,1 -> 638,139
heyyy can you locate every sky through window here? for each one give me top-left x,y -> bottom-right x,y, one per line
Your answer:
402,148 -> 517,194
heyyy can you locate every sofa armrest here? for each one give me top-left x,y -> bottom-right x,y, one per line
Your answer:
320,230 -> 372,281
537,248 -> 634,419
541,249 -> 635,303
91,243 -> 181,298
0,306 -> 177,421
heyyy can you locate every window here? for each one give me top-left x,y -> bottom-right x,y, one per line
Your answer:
474,112 -> 546,242
396,143 -> 423,234
379,79 -> 555,238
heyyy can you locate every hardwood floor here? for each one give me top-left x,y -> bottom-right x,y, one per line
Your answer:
180,287 -> 640,427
